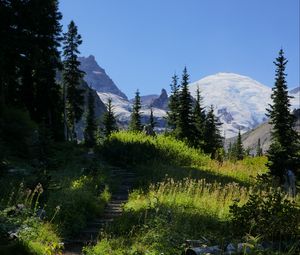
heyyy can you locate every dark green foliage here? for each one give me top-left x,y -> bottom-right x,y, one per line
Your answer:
0,0 -> 64,141
62,20 -> 85,141
149,106 -> 156,130
191,86 -> 206,148
102,98 -> 118,137
167,74 -> 180,129
230,187 -> 300,241
129,90 -> 142,132
0,107 -> 37,158
84,89 -> 97,147
266,49 -> 300,182
230,130 -> 244,161
176,67 -> 194,143
256,138 -> 263,156
203,105 -> 223,158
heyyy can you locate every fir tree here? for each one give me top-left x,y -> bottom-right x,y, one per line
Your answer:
129,90 -> 142,131
84,89 -> 97,147
167,74 -> 180,129
256,138 -> 263,156
102,98 -> 118,137
235,129 -> 244,160
266,49 -> 300,182
203,105 -> 223,159
176,67 -> 193,143
191,86 -> 206,148
149,106 -> 156,130
62,20 -> 85,141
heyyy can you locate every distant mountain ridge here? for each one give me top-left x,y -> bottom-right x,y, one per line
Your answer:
79,55 -> 128,99
78,55 -> 299,138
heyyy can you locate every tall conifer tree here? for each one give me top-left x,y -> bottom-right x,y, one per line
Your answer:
129,90 -> 142,131
234,129 -> 244,160
149,106 -> 156,130
191,86 -> 206,147
266,49 -> 300,181
167,74 -> 180,129
62,20 -> 85,141
176,67 -> 193,143
203,105 -> 223,158
102,98 -> 118,137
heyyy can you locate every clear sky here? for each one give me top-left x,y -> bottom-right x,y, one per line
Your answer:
59,0 -> 299,99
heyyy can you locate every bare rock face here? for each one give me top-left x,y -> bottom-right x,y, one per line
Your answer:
152,88 -> 169,110
79,55 -> 128,100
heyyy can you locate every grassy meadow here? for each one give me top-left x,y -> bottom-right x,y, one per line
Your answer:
1,131 -> 299,255
84,132 -> 300,255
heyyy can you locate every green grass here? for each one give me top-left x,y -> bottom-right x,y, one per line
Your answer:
84,131 -> 298,255
101,131 -> 268,185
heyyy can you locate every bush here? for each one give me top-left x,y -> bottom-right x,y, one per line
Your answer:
230,187 -> 300,241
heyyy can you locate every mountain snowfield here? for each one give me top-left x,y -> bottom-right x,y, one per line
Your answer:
97,92 -> 167,128
189,73 -> 272,138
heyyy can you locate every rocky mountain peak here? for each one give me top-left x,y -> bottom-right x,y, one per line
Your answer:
152,88 -> 169,110
79,55 -> 128,100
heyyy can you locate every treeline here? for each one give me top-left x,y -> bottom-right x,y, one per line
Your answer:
0,0 -> 118,158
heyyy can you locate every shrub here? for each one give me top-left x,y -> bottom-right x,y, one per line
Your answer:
230,187 -> 300,241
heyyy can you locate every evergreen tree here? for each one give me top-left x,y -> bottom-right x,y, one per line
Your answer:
167,74 -> 180,129
256,138 -> 263,156
235,129 -> 244,160
191,86 -> 206,148
84,89 -> 97,147
266,49 -> 300,182
149,106 -> 156,130
0,0 -> 64,140
203,105 -> 223,159
129,90 -> 142,131
102,98 -> 118,137
62,20 -> 85,141
176,67 -> 193,143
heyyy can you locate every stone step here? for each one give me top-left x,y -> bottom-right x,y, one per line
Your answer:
105,205 -> 123,211
103,212 -> 122,219
112,194 -> 129,200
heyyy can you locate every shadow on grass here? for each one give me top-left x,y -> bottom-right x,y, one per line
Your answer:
102,203 -> 231,254
134,163 -> 251,188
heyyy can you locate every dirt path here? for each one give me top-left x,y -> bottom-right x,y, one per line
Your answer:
63,168 -> 136,255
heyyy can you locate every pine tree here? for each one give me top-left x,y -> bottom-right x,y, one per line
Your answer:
191,86 -> 206,148
62,20 -> 85,141
129,90 -> 142,131
1,0 -> 64,140
256,138 -> 263,156
149,106 -> 156,130
203,105 -> 223,159
167,74 -> 180,129
176,67 -> 193,143
266,49 -> 300,182
84,89 -> 97,147
102,98 -> 118,137
235,129 -> 244,160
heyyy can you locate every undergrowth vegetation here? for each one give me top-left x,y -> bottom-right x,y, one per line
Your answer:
83,131 -> 299,255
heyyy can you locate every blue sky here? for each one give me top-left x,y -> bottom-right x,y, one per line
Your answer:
59,0 -> 299,98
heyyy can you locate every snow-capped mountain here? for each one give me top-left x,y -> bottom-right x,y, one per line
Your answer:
79,54 -> 298,138
189,73 -> 272,138
290,86 -> 300,109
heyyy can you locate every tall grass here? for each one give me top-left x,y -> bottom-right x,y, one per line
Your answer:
101,131 -> 268,185
125,178 -> 249,219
